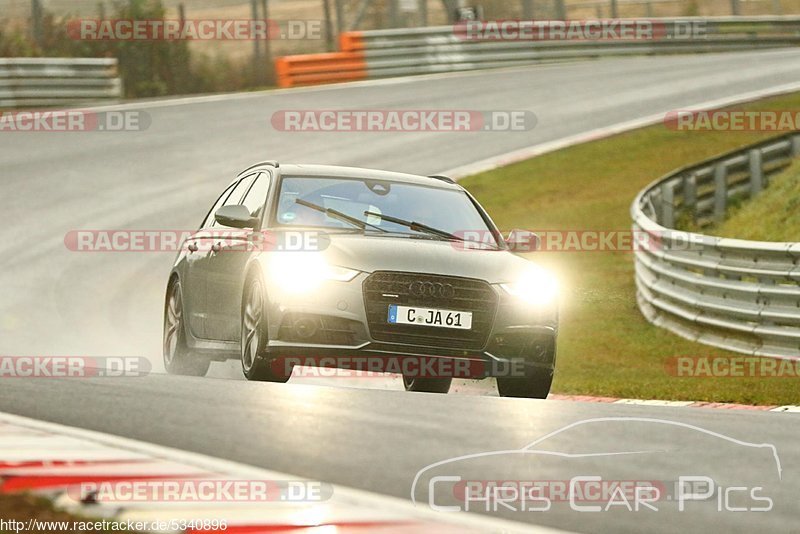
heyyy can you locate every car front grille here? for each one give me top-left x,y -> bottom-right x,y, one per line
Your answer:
363,271 -> 498,351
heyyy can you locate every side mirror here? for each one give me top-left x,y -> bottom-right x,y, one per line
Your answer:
505,229 -> 541,252
214,205 -> 260,229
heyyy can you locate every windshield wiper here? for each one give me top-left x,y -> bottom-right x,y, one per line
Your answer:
363,210 -> 489,246
295,199 -> 386,233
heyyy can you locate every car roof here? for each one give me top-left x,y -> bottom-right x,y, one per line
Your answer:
240,163 -> 462,190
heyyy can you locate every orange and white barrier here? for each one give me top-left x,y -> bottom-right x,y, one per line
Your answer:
274,36 -> 367,88
274,16 -> 800,88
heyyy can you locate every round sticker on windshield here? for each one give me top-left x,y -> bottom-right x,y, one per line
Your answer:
281,212 -> 297,222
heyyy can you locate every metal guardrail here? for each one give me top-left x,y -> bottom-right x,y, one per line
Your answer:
276,16 -> 800,87
631,132 -> 800,359
0,58 -> 123,108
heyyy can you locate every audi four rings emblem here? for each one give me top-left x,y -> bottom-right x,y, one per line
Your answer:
409,281 -> 455,299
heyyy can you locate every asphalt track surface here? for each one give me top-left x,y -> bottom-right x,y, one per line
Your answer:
2,49 -> 800,533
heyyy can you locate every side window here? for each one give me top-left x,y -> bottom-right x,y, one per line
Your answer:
212,174 -> 257,227
200,182 -> 236,229
241,172 -> 271,219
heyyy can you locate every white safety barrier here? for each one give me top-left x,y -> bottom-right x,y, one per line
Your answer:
0,57 -> 122,108
277,16 -> 800,87
632,132 -> 800,358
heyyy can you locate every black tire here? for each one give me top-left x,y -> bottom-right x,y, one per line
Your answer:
402,375 -> 452,394
497,369 -> 553,399
163,279 -> 210,377
241,274 -> 290,383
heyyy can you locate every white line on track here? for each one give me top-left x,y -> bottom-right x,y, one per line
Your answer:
440,79 -> 800,179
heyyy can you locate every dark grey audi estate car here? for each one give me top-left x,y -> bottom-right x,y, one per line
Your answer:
164,162 -> 559,398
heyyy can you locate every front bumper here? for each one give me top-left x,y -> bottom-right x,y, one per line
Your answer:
263,271 -> 558,379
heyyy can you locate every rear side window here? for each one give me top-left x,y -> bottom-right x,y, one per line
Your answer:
212,174 -> 257,228
200,182 -> 236,229
241,172 -> 271,219
224,174 -> 257,207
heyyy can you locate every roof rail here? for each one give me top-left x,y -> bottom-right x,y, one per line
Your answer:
428,174 -> 455,184
239,160 -> 280,175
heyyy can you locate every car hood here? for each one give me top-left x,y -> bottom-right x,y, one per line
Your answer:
311,233 -> 536,284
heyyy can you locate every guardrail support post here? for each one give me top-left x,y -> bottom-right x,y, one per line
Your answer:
555,0 -> 567,19
335,0 -> 345,34
389,0 -> 398,27
250,0 -> 264,85
791,135 -> 800,158
714,163 -> 727,222
31,0 -> 43,48
660,182 -> 675,228
683,173 -> 697,223
322,0 -> 334,51
749,149 -> 764,196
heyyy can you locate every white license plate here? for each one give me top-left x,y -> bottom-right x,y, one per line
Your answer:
387,305 -> 472,330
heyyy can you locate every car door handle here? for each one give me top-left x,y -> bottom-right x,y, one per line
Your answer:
212,243 -> 222,253
187,242 -> 198,253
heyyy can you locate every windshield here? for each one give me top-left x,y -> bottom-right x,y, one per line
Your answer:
275,176 -> 499,245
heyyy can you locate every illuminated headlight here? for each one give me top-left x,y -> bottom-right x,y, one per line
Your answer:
267,253 -> 359,294
501,266 -> 559,306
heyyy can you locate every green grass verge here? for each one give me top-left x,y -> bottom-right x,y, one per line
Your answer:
709,160 -> 800,241
461,91 -> 800,405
